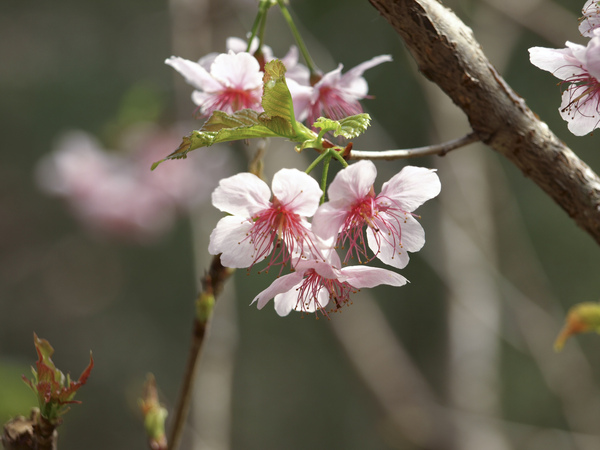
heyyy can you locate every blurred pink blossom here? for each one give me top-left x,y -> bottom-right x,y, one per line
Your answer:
580,0 -> 600,37
290,55 -> 392,125
36,125 -> 231,243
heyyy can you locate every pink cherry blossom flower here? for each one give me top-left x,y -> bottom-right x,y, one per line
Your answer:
529,30 -> 600,135
312,160 -> 441,269
36,126 -> 230,243
208,169 -> 323,271
165,50 -> 264,116
224,36 -> 310,85
251,247 -> 407,317
580,0 -> 600,37
290,55 -> 392,124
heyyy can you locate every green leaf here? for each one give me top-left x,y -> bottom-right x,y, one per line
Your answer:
262,60 -> 296,129
313,114 -> 371,139
151,60 -> 321,169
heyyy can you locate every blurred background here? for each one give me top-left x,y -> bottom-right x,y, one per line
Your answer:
2,0 -> 600,449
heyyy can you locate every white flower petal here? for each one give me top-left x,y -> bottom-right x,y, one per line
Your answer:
271,169 -> 322,217
342,265 -> 408,289
208,216 -> 257,268
211,172 -> 271,217
379,166 -> 441,212
210,51 -> 263,90
312,202 -> 348,241
165,56 -> 222,92
328,160 -> 377,204
560,88 -> 600,136
367,225 -> 410,270
528,47 -> 581,81
251,272 -> 304,310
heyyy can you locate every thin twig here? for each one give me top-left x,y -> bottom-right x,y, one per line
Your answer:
167,256 -> 234,450
349,131 -> 480,160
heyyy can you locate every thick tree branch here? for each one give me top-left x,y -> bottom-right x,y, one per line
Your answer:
369,0 -> 600,245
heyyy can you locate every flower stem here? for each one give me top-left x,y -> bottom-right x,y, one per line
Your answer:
247,0 -> 273,53
330,148 -> 349,168
319,151 -> 333,204
277,0 -> 318,76
305,148 -> 330,175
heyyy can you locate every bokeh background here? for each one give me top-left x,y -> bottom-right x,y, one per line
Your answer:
2,0 -> 600,449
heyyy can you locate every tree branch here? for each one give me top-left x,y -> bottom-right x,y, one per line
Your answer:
368,0 -> 600,245
349,131 -> 480,160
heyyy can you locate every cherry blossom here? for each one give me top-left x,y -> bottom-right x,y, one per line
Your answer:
208,169 -> 323,271
529,30 -> 600,135
580,0 -> 600,37
224,36 -> 310,85
36,126 -> 229,243
290,55 -> 392,125
251,247 -> 407,316
165,50 -> 264,116
312,160 -> 441,269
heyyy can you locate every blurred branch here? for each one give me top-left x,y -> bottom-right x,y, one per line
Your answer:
369,0 -> 600,246
349,132 -> 480,161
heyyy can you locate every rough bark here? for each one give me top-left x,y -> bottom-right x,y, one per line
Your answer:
369,0 -> 600,245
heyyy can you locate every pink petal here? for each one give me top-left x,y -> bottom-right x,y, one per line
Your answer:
560,89 -> 600,136
379,166 -> 441,212
327,160 -> 377,205
341,265 -> 408,289
312,202 -> 348,241
210,51 -> 263,90
287,79 -> 313,121
165,56 -> 222,92
366,225 -> 410,270
208,216 -> 258,268
251,271 -> 304,310
339,55 -> 392,95
211,173 -> 271,217
585,36 -> 600,79
528,47 -> 581,81
273,286 -> 303,316
276,287 -> 330,316
271,169 -> 322,216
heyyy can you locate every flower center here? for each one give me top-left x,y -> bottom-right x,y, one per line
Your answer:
246,197 -> 315,273
295,268 -> 357,317
561,68 -> 600,120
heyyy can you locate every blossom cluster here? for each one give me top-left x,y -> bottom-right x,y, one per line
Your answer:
208,161 -> 440,317
165,37 -> 391,125
36,125 -> 231,243
529,0 -> 600,135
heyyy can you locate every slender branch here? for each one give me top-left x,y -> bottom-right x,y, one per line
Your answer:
368,0 -> 600,245
167,256 -> 234,450
349,132 -> 480,161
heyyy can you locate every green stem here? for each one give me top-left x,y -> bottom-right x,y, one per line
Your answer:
277,0 -> 318,75
319,151 -> 333,204
331,148 -> 349,168
305,148 -> 330,175
247,0 -> 273,52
